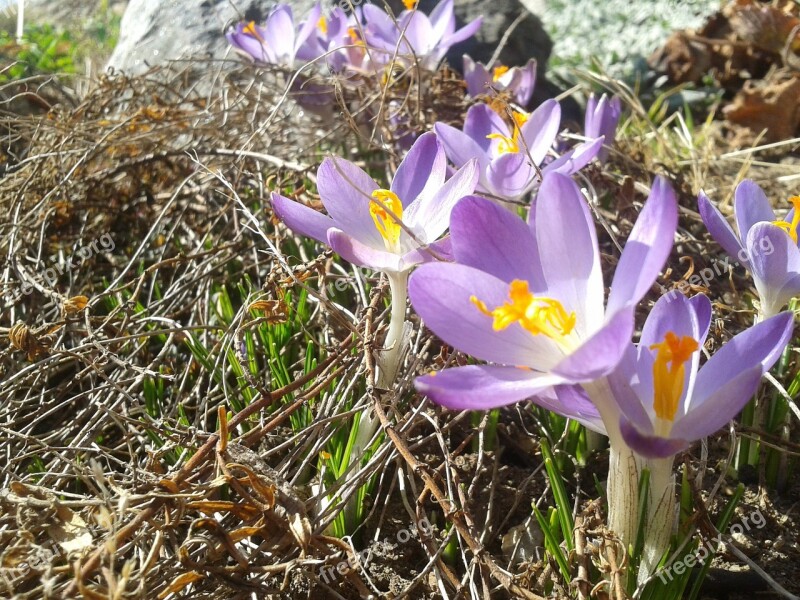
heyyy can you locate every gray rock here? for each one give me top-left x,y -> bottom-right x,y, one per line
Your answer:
106,0 -> 317,76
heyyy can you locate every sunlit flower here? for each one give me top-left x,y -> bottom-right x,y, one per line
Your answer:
296,4 -> 354,71
271,132 -> 479,274
699,179 -> 800,318
226,4 -> 321,67
607,293 -> 793,458
463,55 -> 537,106
434,101 -> 603,200
362,0 -> 482,70
408,173 -> 677,407
584,94 -> 622,163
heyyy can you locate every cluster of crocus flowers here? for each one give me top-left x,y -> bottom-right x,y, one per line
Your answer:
699,179 -> 800,319
362,0 -> 482,71
409,172 -> 676,412
407,171 -> 795,581
227,0 -> 482,76
434,102 -> 603,201
462,55 -> 537,106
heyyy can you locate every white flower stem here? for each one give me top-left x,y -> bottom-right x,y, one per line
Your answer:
582,379 -> 640,553
341,270 -> 408,531
639,455 -> 675,584
606,442 -> 641,554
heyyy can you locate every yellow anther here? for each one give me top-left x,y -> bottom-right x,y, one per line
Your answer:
650,331 -> 699,424
485,111 -> 527,155
470,280 -> 576,344
347,27 -> 365,47
317,16 -> 328,35
243,21 -> 264,43
772,196 -> 800,244
486,132 -> 519,154
492,65 -> 510,81
403,0 -> 418,9
512,110 -> 529,129
369,189 -> 404,251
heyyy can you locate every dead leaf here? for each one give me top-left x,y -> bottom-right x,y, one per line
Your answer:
49,504 -> 93,554
62,295 -> 89,316
723,71 -> 800,141
157,571 -> 204,599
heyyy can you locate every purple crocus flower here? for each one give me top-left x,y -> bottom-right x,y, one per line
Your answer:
226,4 -> 321,67
584,94 -> 622,163
362,0 -> 482,71
271,132 -> 479,274
699,179 -> 800,318
296,4 -> 354,72
603,291 -> 792,582
462,55 -> 537,106
607,292 -> 793,458
434,102 -> 603,200
408,172 -> 677,407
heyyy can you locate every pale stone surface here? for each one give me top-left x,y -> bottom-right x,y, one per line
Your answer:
106,0 -> 317,76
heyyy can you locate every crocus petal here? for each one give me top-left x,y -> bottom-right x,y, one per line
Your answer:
404,160 -> 479,241
607,345 -> 654,433
428,0 -> 454,40
415,365 -> 565,410
449,195 -> 544,287
543,137 -> 603,176
552,385 -> 607,433
691,311 -> 794,412
317,157 -> 382,248
362,3 -> 396,40
271,192 -> 335,244
606,176 -> 678,317
440,16 -> 483,49
399,11 -> 433,56
485,152 -> 534,199
535,172 -> 604,334
734,179 -> 776,238
464,104 -> 508,154
747,223 -> 800,316
512,59 -> 537,106
698,191 -> 746,266
463,54 -> 490,97
639,287 -> 702,348
434,122 -> 488,170
327,229 -> 404,271
637,293 -> 708,413
689,294 -> 713,347
263,5 -> 295,62
519,99 -> 560,166
402,236 -> 452,265
409,263 -> 563,369
619,419 -> 690,459
295,3 -> 321,55
227,28 -> 269,62
670,367 -> 764,443
391,132 -> 446,209
552,308 -> 634,380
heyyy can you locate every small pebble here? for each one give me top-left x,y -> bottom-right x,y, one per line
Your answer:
730,531 -> 757,556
